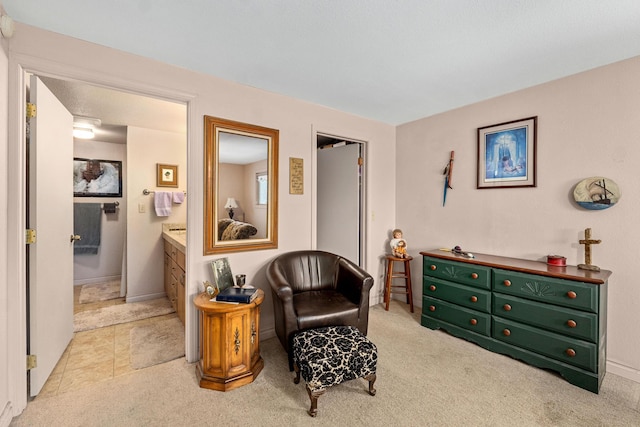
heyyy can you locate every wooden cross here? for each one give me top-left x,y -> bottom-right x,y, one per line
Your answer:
578,228 -> 601,271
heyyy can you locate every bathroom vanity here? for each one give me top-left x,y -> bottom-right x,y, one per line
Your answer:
163,224 -> 186,325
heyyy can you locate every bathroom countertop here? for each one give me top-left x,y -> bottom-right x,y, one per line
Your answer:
162,223 -> 186,252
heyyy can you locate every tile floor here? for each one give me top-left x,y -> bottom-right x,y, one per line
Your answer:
37,287 -> 178,398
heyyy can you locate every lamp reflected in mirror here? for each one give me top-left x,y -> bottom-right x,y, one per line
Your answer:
225,197 -> 238,219
204,116 -> 279,254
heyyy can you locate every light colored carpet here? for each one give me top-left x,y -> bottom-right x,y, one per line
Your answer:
130,317 -> 185,369
78,280 -> 121,304
13,302 -> 640,426
73,298 -> 175,332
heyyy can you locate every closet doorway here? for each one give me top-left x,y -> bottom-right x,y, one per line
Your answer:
316,134 -> 366,266
25,74 -> 188,397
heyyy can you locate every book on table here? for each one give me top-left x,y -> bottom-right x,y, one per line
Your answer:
215,287 -> 258,303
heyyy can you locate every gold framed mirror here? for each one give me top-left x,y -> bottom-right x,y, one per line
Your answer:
204,116 -> 278,254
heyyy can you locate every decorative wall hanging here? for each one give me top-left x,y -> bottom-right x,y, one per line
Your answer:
289,157 -> 304,195
156,163 -> 178,187
442,151 -> 454,206
477,116 -> 537,189
573,177 -> 620,210
73,157 -> 122,197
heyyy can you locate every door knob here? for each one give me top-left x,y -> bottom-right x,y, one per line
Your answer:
70,234 -> 81,242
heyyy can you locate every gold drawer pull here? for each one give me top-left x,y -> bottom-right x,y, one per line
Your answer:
471,273 -> 478,279
567,291 -> 577,299
567,319 -> 577,328
470,295 -> 478,303
429,285 -> 436,291
470,318 -> 477,326
502,329 -> 511,336
566,348 -> 576,357
429,305 -> 436,312
503,304 -> 512,311
430,264 -> 437,271
503,279 -> 512,287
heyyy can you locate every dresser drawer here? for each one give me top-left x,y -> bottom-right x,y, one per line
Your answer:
424,257 -> 491,290
423,296 -> 491,336
493,293 -> 597,342
493,269 -> 598,313
493,317 -> 597,372
424,276 -> 491,313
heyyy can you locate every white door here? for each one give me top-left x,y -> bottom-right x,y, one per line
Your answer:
317,142 -> 362,265
28,75 -> 75,396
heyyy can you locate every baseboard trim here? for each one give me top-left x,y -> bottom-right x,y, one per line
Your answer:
607,360 -> 640,384
74,275 -> 121,286
125,292 -> 166,303
260,326 -> 276,341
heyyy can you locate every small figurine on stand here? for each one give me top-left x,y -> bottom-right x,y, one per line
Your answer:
390,229 -> 409,258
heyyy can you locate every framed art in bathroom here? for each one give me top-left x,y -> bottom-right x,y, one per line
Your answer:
73,158 -> 123,197
157,163 -> 178,187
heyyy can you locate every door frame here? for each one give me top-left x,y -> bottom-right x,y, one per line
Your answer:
6,55 -> 195,412
312,127 -> 367,269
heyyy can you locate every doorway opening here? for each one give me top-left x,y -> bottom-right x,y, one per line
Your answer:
316,133 -> 366,267
25,73 -> 188,397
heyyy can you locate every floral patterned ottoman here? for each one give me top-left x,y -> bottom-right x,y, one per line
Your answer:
292,325 -> 377,417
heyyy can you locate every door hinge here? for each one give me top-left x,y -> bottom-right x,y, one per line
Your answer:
27,354 -> 37,370
26,229 -> 37,244
358,157 -> 363,166
26,103 -> 37,119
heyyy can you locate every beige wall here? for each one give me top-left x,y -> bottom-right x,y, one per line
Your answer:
397,55 -> 640,382
126,126 -> 187,301
73,140 -> 127,285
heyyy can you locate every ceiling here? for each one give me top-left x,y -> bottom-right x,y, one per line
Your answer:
5,1 -> 640,125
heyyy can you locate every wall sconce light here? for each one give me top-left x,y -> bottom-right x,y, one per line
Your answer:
0,15 -> 15,39
225,197 -> 238,219
73,117 -> 101,140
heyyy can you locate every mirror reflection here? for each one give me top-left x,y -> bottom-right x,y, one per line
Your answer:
204,116 -> 278,254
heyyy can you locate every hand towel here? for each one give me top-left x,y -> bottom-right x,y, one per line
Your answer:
154,191 -> 172,216
73,203 -> 102,255
173,191 -> 185,204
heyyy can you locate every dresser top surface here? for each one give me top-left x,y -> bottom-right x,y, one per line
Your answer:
420,250 -> 612,284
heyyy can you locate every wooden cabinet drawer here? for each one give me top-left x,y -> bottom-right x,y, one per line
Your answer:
423,257 -> 491,290
493,317 -> 597,372
176,249 -> 186,270
164,240 -> 173,256
423,276 -> 491,313
493,269 -> 598,313
423,296 -> 491,336
493,293 -> 597,342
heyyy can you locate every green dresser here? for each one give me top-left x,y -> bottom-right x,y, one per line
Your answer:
420,250 -> 611,393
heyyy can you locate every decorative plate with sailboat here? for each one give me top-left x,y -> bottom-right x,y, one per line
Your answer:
573,177 -> 621,210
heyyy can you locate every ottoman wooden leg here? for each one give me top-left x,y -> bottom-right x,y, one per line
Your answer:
364,373 -> 377,396
293,363 -> 301,384
306,385 -> 326,417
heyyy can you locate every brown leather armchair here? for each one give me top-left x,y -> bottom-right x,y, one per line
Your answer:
267,250 -> 374,370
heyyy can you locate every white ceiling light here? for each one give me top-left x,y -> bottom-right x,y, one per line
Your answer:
73,127 -> 94,139
73,117 -> 101,140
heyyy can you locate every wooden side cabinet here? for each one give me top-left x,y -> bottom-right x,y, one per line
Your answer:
193,290 -> 264,392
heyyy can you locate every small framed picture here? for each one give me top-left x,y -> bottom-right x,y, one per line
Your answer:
210,257 -> 234,291
477,116 -> 537,189
157,163 -> 178,187
73,158 -> 122,197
